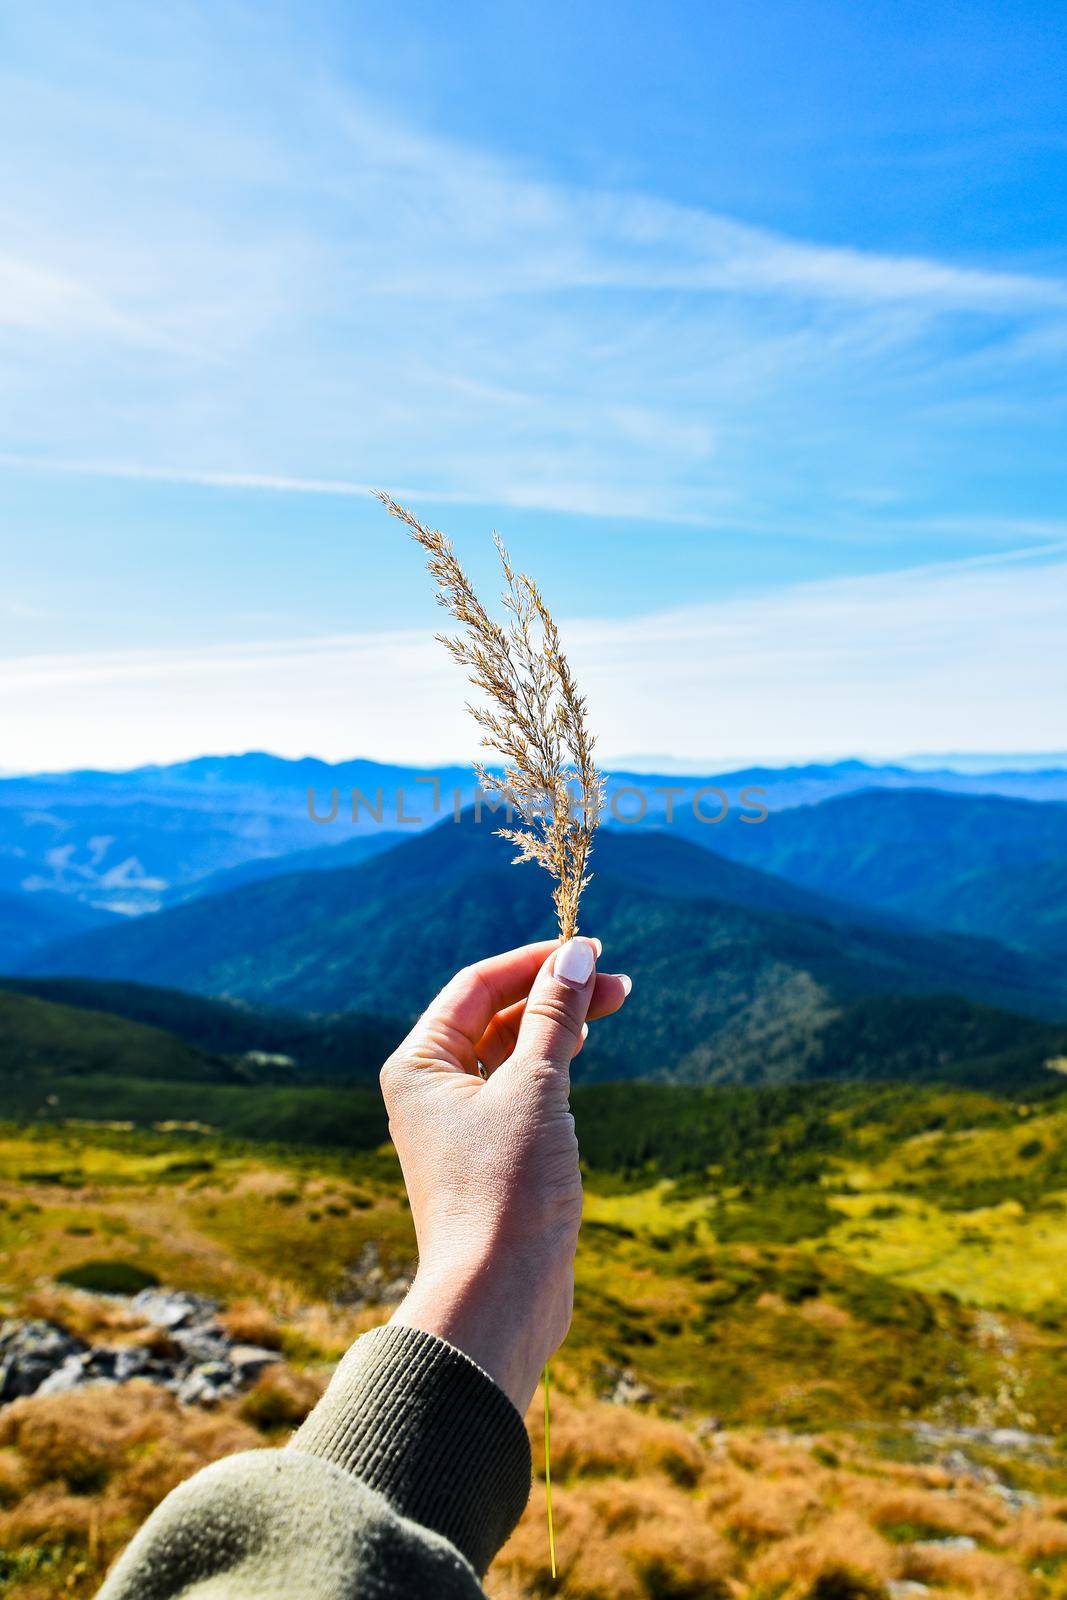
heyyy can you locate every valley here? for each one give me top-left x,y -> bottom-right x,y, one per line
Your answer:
2,752 -> 1067,1598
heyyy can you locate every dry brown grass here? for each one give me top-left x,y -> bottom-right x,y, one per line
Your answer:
747,1509 -> 895,1596
495,1396 -> 1067,1600
237,1365 -> 325,1432
0,1385 -> 264,1597
1,1376 -> 1064,1600
900,1540 -> 1035,1598
496,1479 -> 737,1600
1011,1509 -> 1067,1563
18,1286 -> 152,1346
218,1300 -> 284,1349
716,1472 -> 823,1546
841,1479 -> 1004,1542
527,1386 -> 705,1488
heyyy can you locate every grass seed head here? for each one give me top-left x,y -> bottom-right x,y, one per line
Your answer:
379,493 -> 604,939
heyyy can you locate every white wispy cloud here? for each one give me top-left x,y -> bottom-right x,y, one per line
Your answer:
0,453 -> 718,525
328,97 -> 1067,310
0,8 -> 1063,529
0,253 -> 150,340
3,543 -> 1063,772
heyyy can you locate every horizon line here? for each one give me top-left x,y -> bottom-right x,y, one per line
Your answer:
4,747 -> 1067,784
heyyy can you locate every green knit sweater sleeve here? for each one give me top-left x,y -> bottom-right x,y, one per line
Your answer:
96,1324 -> 532,1599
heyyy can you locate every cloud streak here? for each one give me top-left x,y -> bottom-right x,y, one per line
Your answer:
0,453 -> 717,525
0,7 -> 1064,532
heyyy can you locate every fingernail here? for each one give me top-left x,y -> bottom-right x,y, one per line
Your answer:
580,1023 -> 589,1041
591,937 -> 603,957
555,938 -> 595,988
618,974 -> 632,997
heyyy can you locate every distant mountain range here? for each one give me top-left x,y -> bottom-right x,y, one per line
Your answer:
0,888 -> 109,971
4,750 -> 1067,917
708,788 -> 1067,958
17,810 -> 1067,1087
4,751 -> 1067,1092
0,755 -> 474,915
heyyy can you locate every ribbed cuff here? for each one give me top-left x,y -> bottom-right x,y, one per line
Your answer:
288,1323 -> 531,1575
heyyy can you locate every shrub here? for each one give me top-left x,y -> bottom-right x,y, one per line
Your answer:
527,1390 -> 704,1489
808,1571 -> 885,1600
219,1302 -> 284,1350
748,1511 -> 894,1598
0,1385 -> 262,1586
55,1261 -> 159,1295
238,1367 -> 323,1432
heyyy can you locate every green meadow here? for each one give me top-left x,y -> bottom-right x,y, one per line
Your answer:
1,1079 -> 1066,1598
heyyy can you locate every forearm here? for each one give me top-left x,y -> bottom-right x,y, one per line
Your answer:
390,1243 -> 572,1415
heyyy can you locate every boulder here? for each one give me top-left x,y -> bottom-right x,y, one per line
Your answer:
176,1361 -> 237,1406
131,1288 -> 219,1330
228,1345 -> 283,1381
1,1288 -> 291,1410
0,1319 -> 86,1402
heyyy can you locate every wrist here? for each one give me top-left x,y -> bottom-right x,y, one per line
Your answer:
390,1247 -> 572,1415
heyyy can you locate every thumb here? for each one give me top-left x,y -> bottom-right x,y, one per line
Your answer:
508,937 -> 597,1082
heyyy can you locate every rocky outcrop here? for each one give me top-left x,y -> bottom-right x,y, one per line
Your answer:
597,1363 -> 654,1406
0,1288 -> 281,1408
339,1242 -> 414,1309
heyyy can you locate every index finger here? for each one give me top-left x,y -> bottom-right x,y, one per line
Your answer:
410,938 -> 590,1056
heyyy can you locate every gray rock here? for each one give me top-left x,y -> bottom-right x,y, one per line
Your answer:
599,1365 -> 654,1406
175,1362 -> 237,1406
888,1583 -> 930,1598
0,1319 -> 87,1401
939,1448 -> 997,1484
131,1288 -> 219,1330
36,1354 -> 102,1396
228,1345 -> 282,1380
914,1535 -> 977,1553
171,1325 -> 231,1364
984,1427 -> 1051,1451
989,1481 -> 1040,1513
377,1276 -> 414,1307
909,1421 -> 1053,1453
1,1288 -> 289,1411
340,1242 -> 416,1310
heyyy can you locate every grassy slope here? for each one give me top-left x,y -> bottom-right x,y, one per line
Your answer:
1,1110 -> 1066,1600
0,990 -> 235,1084
0,1009 -> 1065,1178
0,977 -> 402,1084
1,979 -> 1066,1158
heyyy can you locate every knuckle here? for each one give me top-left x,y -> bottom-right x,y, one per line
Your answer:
525,995 -> 583,1039
378,1053 -> 404,1098
517,1059 -> 567,1092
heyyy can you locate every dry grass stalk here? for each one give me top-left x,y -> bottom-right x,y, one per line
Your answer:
378,493 -> 604,940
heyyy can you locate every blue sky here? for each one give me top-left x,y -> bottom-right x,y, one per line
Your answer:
1,0 -> 1065,770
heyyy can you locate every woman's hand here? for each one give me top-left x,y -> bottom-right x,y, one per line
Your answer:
382,937 -> 630,1413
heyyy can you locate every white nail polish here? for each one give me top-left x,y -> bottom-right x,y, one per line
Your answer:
619,974 -> 632,997
555,938 -> 595,988
580,1023 -> 589,1041
591,937 -> 603,957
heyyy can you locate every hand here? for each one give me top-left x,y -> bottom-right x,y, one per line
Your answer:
381,937 -> 630,1413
